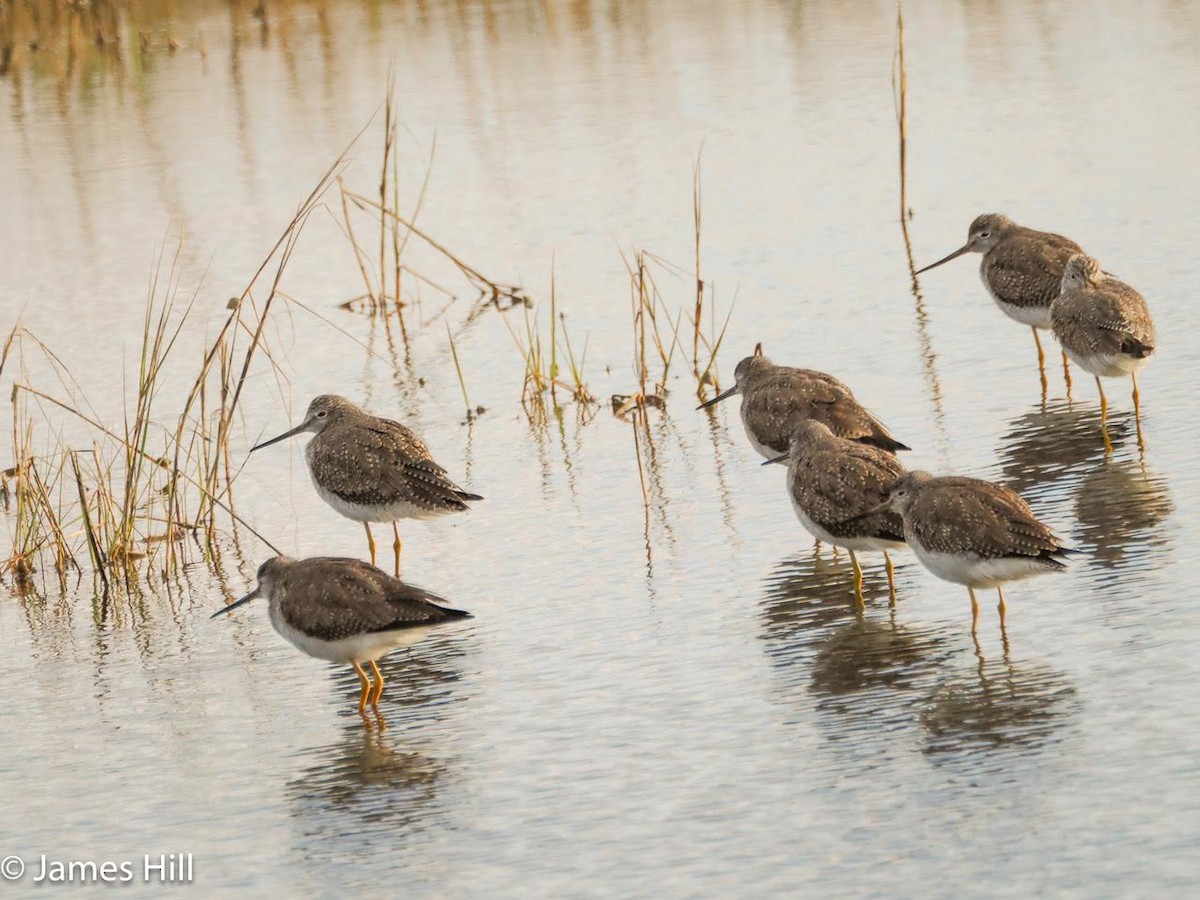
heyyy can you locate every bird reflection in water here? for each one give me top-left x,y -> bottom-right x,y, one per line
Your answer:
995,399 -> 1174,593
1073,457 -> 1174,573
331,632 -> 472,729
807,614 -> 957,759
759,552 -> 897,674
286,634 -> 470,876
760,553 -> 955,749
920,645 -> 1079,768
996,399 -> 1128,498
286,722 -> 448,872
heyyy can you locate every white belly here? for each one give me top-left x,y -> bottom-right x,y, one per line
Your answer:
911,545 -> 1058,588
981,272 -> 1052,328
1062,347 -> 1150,379
270,606 -> 448,663
789,496 -> 904,554
313,480 -> 453,523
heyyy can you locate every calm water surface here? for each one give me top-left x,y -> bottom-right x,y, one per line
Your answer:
2,1 -> 1199,895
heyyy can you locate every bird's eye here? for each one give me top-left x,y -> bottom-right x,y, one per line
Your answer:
979,231 -> 989,239
316,411 -> 328,418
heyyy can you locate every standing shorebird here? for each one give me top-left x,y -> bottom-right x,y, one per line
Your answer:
698,346 -> 909,458
1052,254 -> 1156,452
763,420 -> 906,604
251,395 -> 483,575
211,556 -> 472,712
855,471 -> 1073,635
916,213 -> 1083,391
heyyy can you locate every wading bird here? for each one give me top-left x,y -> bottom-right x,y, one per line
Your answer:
211,556 -> 472,712
251,395 -> 482,575
763,420 -> 906,603
1052,254 -> 1156,451
916,213 -> 1084,392
698,345 -> 909,458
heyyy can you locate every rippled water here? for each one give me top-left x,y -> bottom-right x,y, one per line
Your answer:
2,0 -> 1199,894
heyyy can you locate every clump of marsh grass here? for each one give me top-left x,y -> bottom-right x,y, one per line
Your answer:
502,258 -> 596,414
612,246 -> 734,416
335,92 -> 532,332
610,248 -> 678,418
2,148 -> 350,591
612,158 -> 737,415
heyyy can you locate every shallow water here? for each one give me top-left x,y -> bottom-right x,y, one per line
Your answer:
2,0 -> 1199,894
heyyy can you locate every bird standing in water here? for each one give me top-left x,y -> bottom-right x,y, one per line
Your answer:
763,420 -> 906,604
854,471 -> 1073,637
698,345 -> 909,458
916,213 -> 1084,394
1052,253 -> 1156,452
211,556 -> 472,713
251,395 -> 482,575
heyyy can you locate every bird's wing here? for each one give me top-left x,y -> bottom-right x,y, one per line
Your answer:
1094,282 -> 1156,354
795,448 -> 906,541
311,420 -> 477,509
278,558 -> 468,641
908,479 -> 1064,559
746,371 -> 896,450
986,232 -> 1080,308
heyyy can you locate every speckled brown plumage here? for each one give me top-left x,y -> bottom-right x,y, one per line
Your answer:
889,471 -> 1068,563
305,397 -> 483,513
982,229 -> 1081,311
253,394 -> 483,518
264,556 -> 471,642
1052,254 -> 1156,371
212,555 -> 473,711
918,213 -> 1084,322
784,420 -> 905,545
732,354 -> 909,455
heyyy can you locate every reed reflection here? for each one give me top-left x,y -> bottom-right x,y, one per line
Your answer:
286,632 -> 470,859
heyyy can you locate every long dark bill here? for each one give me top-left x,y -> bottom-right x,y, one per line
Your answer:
914,243 -> 972,276
834,500 -> 890,526
210,588 -> 259,619
696,383 -> 739,411
250,420 -> 309,453
761,453 -> 789,466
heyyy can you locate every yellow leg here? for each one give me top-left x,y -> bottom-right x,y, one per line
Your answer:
392,522 -> 402,577
813,539 -> 821,558
1061,350 -> 1073,396
1032,327 -> 1048,394
969,587 -> 979,635
849,549 -> 864,604
353,661 -> 372,712
884,550 -> 897,607
997,586 -> 1007,627
364,523 -> 377,567
1096,377 -> 1113,454
1131,372 -> 1145,450
369,659 -> 385,706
